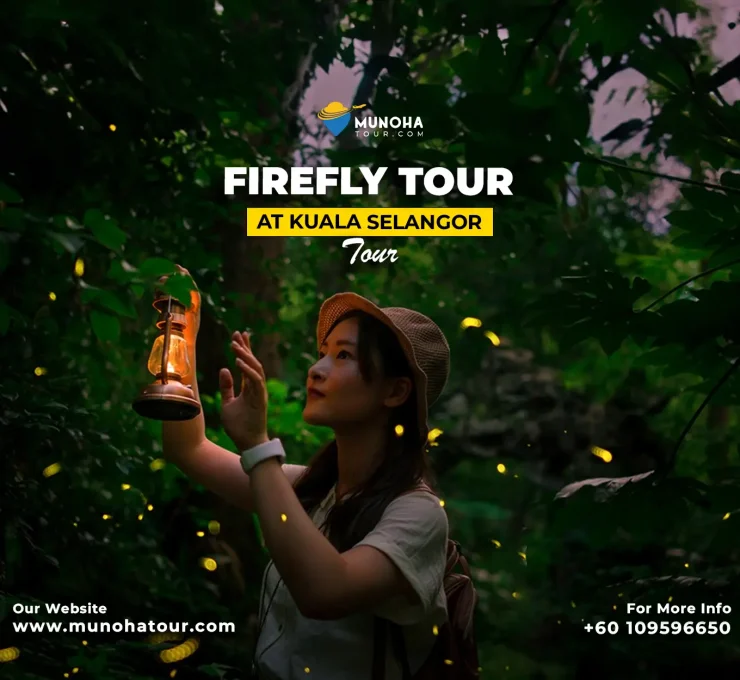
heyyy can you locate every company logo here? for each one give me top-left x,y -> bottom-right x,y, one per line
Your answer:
317,101 -> 367,136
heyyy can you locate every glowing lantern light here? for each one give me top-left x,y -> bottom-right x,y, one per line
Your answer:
132,287 -> 200,421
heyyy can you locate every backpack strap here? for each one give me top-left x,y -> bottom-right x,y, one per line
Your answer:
372,616 -> 386,680
390,621 -> 412,680
448,540 -> 472,577
372,616 -> 412,680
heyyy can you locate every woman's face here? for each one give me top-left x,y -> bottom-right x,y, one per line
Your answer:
303,317 -> 401,430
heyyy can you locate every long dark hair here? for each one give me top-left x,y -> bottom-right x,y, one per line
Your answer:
293,309 -> 438,552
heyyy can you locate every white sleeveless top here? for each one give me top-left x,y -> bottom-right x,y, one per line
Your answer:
254,464 -> 448,680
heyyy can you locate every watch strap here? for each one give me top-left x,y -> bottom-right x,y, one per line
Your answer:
240,438 -> 286,474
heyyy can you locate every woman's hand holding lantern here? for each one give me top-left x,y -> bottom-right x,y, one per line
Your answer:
220,331 -> 269,452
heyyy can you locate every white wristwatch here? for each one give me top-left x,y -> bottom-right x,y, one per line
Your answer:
240,438 -> 286,474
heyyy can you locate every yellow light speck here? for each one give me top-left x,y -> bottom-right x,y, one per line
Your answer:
72,669 -> 79,674
34,366 -> 47,376
74,258 -> 84,277
590,445 -> 613,463
137,514 -> 144,520
147,504 -> 153,511
43,462 -> 62,478
304,668 -> 310,674
281,513 -> 288,522
514,474 -> 519,478
394,424 -> 404,436
484,330 -> 501,346
73,522 -> 77,527
571,601 -> 576,608
432,625 -> 439,635
497,463 -> 506,474
208,520 -> 220,534
121,483 -> 131,490
512,592 -> 521,599
109,124 -> 116,131
200,557 -> 217,571
64,674 -> 69,678
170,670 -> 177,678
723,512 -> 730,520
492,539 -> 501,548
613,605 -> 617,610
427,428 -> 443,442
618,593 -> 623,597
684,563 -> 689,568
150,458 -> 166,471
82,641 -> 88,646
668,596 -> 673,602
557,620 -> 561,624
49,292 -> 57,301
439,499 -> 445,507
444,659 -> 454,665
102,514 -> 111,520
518,552 -> 526,561
196,531 -> 205,537
0,647 -> 20,662
460,317 -> 482,329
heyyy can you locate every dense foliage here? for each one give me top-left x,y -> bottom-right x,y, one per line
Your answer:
2,0 -> 739,678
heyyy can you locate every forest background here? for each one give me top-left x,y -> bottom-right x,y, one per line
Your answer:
2,0 -> 740,678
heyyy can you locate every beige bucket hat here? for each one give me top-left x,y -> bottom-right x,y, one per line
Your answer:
316,292 -> 450,442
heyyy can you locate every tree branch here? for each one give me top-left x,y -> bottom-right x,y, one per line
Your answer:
704,52 -> 740,92
659,356 -> 740,478
639,258 -> 740,313
583,155 -> 740,195
511,0 -> 568,93
352,0 -> 396,108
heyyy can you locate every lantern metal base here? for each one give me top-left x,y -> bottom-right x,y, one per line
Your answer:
132,381 -> 201,421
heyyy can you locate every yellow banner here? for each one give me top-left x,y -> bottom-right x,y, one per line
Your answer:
245,208 -> 494,236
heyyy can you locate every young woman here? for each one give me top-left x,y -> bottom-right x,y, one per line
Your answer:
162,267 -> 451,679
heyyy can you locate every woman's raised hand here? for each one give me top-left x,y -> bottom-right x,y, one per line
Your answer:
219,331 -> 269,452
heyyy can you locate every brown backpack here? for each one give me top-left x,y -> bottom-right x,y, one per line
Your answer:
372,538 -> 480,679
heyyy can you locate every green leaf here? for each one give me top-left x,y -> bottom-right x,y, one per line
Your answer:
0,182 -> 22,203
195,167 -> 211,188
630,44 -> 689,92
679,187 -> 737,221
139,258 -> 177,277
46,230 -> 86,254
90,310 -> 121,343
162,272 -> 196,304
603,168 -> 623,195
84,209 -> 128,251
340,43 -> 355,68
80,285 -> 137,318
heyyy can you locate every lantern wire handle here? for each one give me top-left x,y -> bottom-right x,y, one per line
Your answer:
160,295 -> 173,385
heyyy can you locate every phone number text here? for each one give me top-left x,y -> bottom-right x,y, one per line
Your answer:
585,621 -> 731,635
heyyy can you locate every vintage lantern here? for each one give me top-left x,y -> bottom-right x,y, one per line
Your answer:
132,289 -> 200,421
